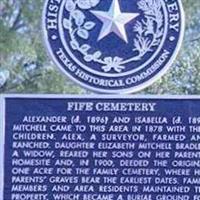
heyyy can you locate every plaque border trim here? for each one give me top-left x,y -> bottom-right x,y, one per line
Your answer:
0,95 -> 5,199
2,94 -> 200,99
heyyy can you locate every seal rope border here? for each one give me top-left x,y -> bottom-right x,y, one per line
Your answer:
42,0 -> 185,94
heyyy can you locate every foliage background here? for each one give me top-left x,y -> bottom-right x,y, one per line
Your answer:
0,0 -> 199,94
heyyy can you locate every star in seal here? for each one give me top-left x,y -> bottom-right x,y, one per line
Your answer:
43,0 -> 185,93
91,0 -> 139,43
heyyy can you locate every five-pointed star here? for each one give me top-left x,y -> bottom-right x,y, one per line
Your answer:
90,0 -> 139,43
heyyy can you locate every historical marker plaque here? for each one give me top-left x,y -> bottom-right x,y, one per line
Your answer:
1,95 -> 200,200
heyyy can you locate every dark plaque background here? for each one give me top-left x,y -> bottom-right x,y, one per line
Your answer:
3,96 -> 200,200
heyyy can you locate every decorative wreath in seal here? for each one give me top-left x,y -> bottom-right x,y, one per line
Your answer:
63,0 -> 164,73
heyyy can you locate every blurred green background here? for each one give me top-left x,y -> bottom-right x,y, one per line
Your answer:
0,0 -> 199,94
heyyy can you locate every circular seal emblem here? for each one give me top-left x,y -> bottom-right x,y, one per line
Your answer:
43,0 -> 185,93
